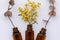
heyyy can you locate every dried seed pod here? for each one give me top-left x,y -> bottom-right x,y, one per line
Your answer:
49,11 -> 56,16
49,5 -> 55,11
4,11 -> 12,17
49,0 -> 55,4
9,0 -> 15,6
13,27 -> 22,40
36,28 -> 46,40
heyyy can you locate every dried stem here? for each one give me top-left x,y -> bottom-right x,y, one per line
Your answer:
45,15 -> 52,28
6,0 -> 15,27
8,5 -> 13,10
8,16 -> 15,27
45,0 -> 55,28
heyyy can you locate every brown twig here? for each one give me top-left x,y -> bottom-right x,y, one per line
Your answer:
44,0 -> 56,28
8,5 -> 13,10
8,16 -> 15,27
45,15 -> 52,28
4,0 -> 15,27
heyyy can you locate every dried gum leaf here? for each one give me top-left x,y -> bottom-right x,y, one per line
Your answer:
4,11 -> 12,17
49,11 -> 56,16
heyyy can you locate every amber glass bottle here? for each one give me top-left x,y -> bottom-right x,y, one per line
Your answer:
36,28 -> 46,40
13,27 -> 22,40
25,24 -> 34,40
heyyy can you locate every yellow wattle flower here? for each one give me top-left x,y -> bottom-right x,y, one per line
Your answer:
18,0 -> 41,24
18,7 -> 23,13
33,12 -> 38,16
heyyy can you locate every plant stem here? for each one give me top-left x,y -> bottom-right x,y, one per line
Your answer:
45,15 -> 52,28
8,16 -> 15,27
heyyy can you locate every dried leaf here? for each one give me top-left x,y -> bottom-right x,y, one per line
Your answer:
32,21 -> 38,24
43,20 -> 48,23
49,0 -> 55,4
9,0 -> 15,6
49,11 -> 56,16
49,5 -> 55,11
4,11 -> 12,17
18,14 -> 22,16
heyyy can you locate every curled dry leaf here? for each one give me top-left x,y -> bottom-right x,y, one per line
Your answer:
49,0 -> 55,4
49,5 -> 55,11
43,20 -> 48,23
4,11 -> 12,17
49,11 -> 56,16
9,0 -> 15,6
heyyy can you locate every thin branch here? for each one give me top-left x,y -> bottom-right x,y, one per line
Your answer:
8,5 -> 13,10
45,0 -> 55,28
45,15 -> 52,28
8,16 -> 15,27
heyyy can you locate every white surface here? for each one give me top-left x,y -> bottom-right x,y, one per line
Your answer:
0,0 -> 60,40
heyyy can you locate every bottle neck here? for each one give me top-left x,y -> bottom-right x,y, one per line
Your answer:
13,27 -> 19,33
39,28 -> 46,35
27,24 -> 33,31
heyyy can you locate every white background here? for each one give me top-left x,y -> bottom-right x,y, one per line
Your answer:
0,0 -> 60,40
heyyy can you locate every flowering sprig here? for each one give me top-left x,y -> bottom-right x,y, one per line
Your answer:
18,0 -> 41,24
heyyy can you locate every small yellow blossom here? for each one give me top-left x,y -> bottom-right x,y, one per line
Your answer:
18,0 -> 41,24
33,12 -> 38,16
18,7 -> 23,13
